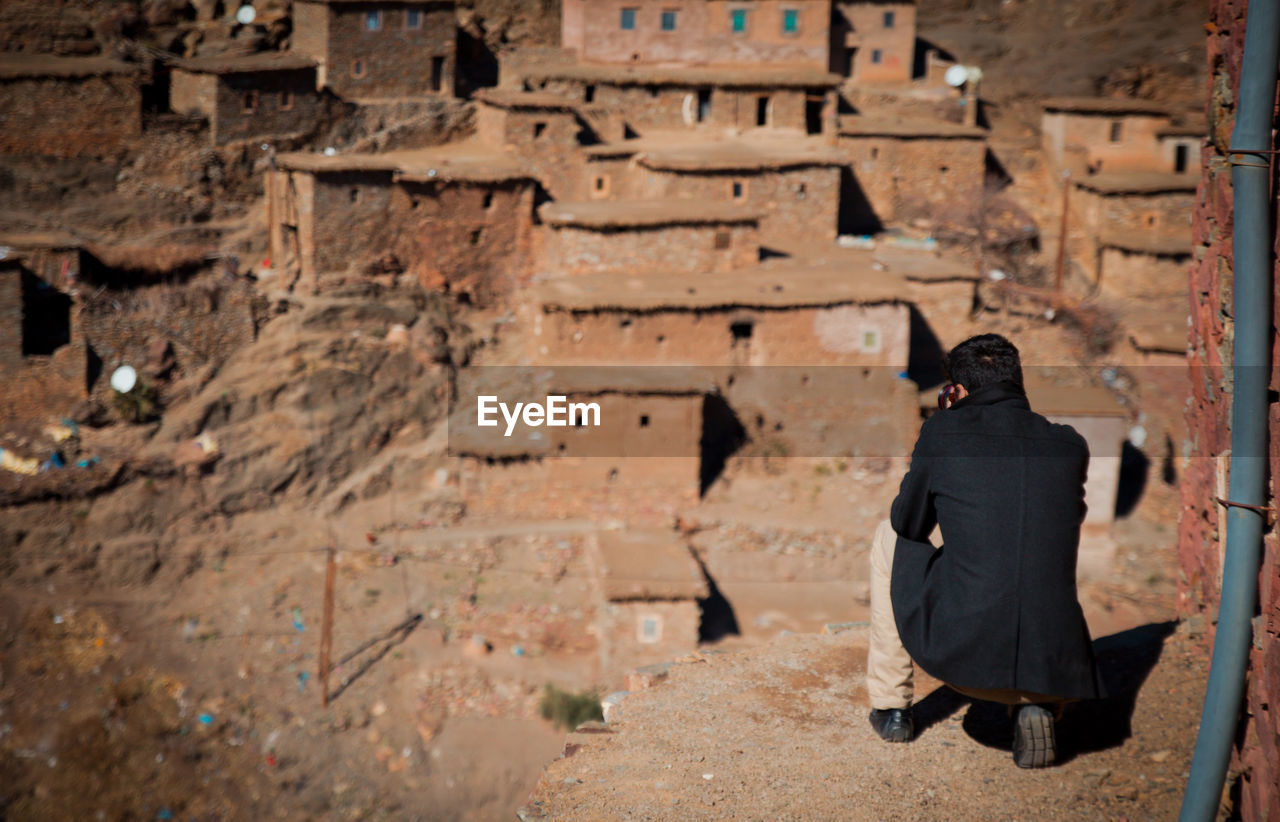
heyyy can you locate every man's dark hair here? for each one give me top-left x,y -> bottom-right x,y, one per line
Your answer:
944,334 -> 1023,392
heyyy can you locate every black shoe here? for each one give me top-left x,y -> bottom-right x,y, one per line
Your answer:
1012,704 -> 1057,768
869,708 -> 914,743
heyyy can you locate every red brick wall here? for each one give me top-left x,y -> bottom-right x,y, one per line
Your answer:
1178,0 -> 1280,817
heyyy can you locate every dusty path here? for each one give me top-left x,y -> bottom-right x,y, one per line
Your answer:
521,625 -> 1205,821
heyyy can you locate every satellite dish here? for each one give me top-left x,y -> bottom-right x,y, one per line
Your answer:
235,4 -> 257,25
110,365 -> 137,394
966,66 -> 984,85
944,64 -> 969,88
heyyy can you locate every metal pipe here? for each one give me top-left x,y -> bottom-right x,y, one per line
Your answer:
1178,1 -> 1278,819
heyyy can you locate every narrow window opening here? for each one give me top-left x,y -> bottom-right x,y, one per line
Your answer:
1109,120 -> 1123,142
756,96 -> 769,127
406,8 -> 421,29
697,88 -> 711,122
430,56 -> 445,93
241,90 -> 258,114
714,230 -> 731,250
883,10 -> 895,27
638,614 -> 661,643
730,321 -> 754,342
639,414 -> 650,428
279,90 -> 294,110
533,122 -> 547,139
871,49 -> 883,64
352,59 -> 366,79
470,228 -> 483,245
1174,143 -> 1189,173
584,84 -> 596,103
483,191 -> 494,209
365,10 -> 381,31
731,179 -> 746,200
349,188 -> 360,203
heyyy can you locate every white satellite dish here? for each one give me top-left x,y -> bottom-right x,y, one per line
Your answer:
966,66 -> 984,86
235,4 -> 257,25
110,365 -> 137,394
944,64 -> 969,88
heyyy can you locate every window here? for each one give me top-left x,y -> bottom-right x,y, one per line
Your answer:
756,96 -> 769,126
365,10 -> 381,30
405,8 -> 421,29
469,228 -> 483,245
1174,142 -> 1189,173
795,183 -> 806,199
1109,120 -> 1123,142
730,320 -> 754,342
279,90 -> 294,110
782,8 -> 799,34
883,10 -> 895,27
859,327 -> 882,354
871,147 -> 879,159
533,121 -> 547,139
639,414 -> 650,428
714,230 -> 731,250
620,7 -> 636,29
592,175 -> 610,198
584,84 -> 596,103
870,49 -> 883,64
352,59 -> 366,78
731,179 -> 746,200
430,56 -> 445,92
637,614 -> 662,643
482,191 -> 494,209
731,8 -> 747,32
241,90 -> 258,114
349,188 -> 361,203
697,88 -> 711,122
661,9 -> 678,30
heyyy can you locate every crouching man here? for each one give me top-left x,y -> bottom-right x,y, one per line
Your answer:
867,334 -> 1105,768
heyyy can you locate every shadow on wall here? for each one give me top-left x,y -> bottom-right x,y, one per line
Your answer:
456,26 -> 499,95
911,621 -> 1177,764
696,556 -> 740,643
906,305 -> 947,390
913,38 -> 957,80
700,393 -> 747,496
838,167 -> 883,237
1115,440 -> 1150,519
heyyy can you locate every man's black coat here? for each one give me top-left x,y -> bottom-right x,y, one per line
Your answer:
889,380 -> 1105,699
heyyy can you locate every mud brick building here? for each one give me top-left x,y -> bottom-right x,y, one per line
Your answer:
170,53 -> 323,146
519,64 -> 839,136
0,54 -> 142,158
1041,97 -> 1203,177
1179,0 -> 1280,813
529,263 -> 912,369
831,0 -> 916,83
560,0 -> 830,69
292,0 -> 456,98
836,114 -> 987,232
267,145 -> 537,302
592,530 -> 708,678
1068,172 -> 1195,287
472,88 -> 589,199
538,200 -> 761,276
452,372 -> 711,523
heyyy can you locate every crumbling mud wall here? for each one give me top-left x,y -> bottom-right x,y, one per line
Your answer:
1177,0 -> 1280,817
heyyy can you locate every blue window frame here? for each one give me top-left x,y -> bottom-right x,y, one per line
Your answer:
406,8 -> 421,28
731,8 -> 747,32
661,9 -> 678,31
620,7 -> 636,29
782,9 -> 798,33
883,10 -> 895,28
365,10 -> 381,30
871,49 -> 883,63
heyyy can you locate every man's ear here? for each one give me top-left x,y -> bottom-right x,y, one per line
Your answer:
953,384 -> 969,401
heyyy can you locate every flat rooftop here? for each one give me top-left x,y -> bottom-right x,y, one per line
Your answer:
838,114 -> 986,139
520,62 -> 841,89
1042,96 -> 1171,116
173,52 -> 317,74
0,53 -> 142,79
596,530 -> 709,602
1073,172 -> 1198,195
1098,229 -> 1191,256
275,142 -> 534,183
764,238 -> 981,282
584,132 -> 846,172
538,199 -> 762,229
533,261 -> 909,312
0,230 -> 82,250
472,88 -> 579,110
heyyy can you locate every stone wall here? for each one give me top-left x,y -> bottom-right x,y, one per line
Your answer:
834,1 -> 915,83
0,262 -> 23,367
839,134 -> 986,230
1178,0 -> 1280,817
294,1 -> 456,99
213,69 -> 322,145
638,164 -> 840,245
0,72 -> 141,157
475,103 -> 583,198
543,222 -> 758,277
561,0 -> 829,69
1097,248 -> 1191,300
534,302 -> 911,369
599,599 -> 702,680
1042,111 -> 1183,175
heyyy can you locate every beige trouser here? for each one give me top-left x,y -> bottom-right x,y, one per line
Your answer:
866,519 -> 1068,710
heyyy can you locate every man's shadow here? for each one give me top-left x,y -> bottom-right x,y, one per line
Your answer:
913,621 -> 1177,764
